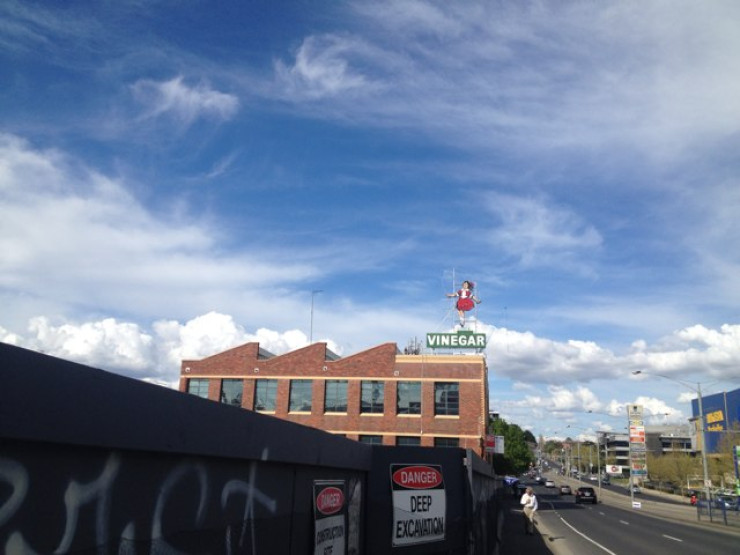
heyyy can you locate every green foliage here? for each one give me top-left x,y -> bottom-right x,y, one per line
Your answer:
489,417 -> 536,474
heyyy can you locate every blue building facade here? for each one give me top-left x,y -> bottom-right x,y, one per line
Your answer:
691,387 -> 740,454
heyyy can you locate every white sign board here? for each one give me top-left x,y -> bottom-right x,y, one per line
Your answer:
390,464 -> 446,547
606,465 -> 623,475
314,481 -> 346,555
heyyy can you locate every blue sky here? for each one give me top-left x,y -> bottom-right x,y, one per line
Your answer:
2,0 -> 740,441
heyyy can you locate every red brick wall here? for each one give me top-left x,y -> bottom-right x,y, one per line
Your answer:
180,343 -> 488,456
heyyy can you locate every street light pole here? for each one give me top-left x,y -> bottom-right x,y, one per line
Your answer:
696,381 -> 712,512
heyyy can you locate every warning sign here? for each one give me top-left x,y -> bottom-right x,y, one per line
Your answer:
313,481 -> 346,555
390,464 -> 446,547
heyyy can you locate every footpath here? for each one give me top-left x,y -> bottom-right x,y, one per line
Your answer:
495,487 -> 553,555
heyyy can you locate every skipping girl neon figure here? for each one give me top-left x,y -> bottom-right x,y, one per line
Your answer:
446,280 -> 481,327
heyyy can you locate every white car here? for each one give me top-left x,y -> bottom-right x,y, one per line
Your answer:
545,479 -> 555,488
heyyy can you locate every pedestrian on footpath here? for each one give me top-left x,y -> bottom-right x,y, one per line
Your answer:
520,486 -> 538,535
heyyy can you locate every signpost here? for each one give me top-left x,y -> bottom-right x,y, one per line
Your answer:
627,404 -> 647,509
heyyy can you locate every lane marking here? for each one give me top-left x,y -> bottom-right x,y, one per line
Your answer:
663,535 -> 683,542
557,516 -> 618,555
619,520 -> 630,525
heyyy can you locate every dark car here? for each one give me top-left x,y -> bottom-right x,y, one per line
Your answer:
559,484 -> 572,495
575,487 -> 597,504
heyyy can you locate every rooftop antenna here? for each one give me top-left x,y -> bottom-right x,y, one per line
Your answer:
310,290 -> 322,343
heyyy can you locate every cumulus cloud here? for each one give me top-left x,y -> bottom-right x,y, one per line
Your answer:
480,321 -> 740,385
131,75 -> 239,125
10,311 -> 342,383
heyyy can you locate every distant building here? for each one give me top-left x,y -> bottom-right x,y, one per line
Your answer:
179,342 -> 489,456
691,387 -> 740,454
645,424 -> 693,456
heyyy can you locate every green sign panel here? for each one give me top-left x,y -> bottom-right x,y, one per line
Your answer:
426,331 -> 486,349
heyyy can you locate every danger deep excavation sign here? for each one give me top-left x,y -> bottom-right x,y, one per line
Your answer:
390,464 -> 446,547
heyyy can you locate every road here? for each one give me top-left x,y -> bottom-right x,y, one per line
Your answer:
526,472 -> 740,555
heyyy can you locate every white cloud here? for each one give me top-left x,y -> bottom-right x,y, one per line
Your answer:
131,76 -> 239,125
10,311 -> 342,383
483,192 -> 602,271
0,133 -> 322,330
274,35 -> 374,100
480,321 -> 740,386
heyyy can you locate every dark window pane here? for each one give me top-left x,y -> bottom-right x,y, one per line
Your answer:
359,435 -> 383,445
187,378 -> 209,399
434,382 -> 459,416
397,436 -> 421,446
289,379 -> 313,412
361,381 -> 384,414
254,379 -> 278,411
220,379 -> 243,407
434,437 -> 459,448
397,381 -> 421,415
324,380 -> 348,412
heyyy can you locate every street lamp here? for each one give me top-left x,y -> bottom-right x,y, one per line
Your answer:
631,370 -> 712,515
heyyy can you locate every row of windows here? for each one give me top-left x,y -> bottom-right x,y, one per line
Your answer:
358,436 -> 460,448
188,378 -> 460,416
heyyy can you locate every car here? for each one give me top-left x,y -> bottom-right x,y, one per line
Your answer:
559,485 -> 572,495
627,485 -> 641,494
714,496 -> 739,510
545,479 -> 555,488
535,476 -> 545,484
575,487 -> 597,504
588,475 -> 598,481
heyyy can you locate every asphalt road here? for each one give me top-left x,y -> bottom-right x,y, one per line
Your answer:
523,472 -> 740,555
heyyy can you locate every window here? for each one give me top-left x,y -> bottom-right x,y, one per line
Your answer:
397,436 -> 421,446
359,435 -> 383,445
187,378 -> 209,399
434,382 -> 459,416
397,381 -> 421,415
434,437 -> 459,448
324,380 -> 348,413
254,379 -> 278,412
289,379 -> 313,412
361,381 -> 384,414
220,379 -> 243,407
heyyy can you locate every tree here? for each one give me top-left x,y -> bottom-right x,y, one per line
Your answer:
489,417 -> 535,475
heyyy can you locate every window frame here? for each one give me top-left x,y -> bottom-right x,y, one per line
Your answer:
434,437 -> 460,448
359,435 -> 383,445
254,378 -> 278,412
289,379 -> 313,413
396,436 -> 421,446
324,379 -> 348,413
434,382 -> 459,416
187,378 -> 209,399
220,378 -> 243,407
396,381 -> 421,415
360,380 -> 385,414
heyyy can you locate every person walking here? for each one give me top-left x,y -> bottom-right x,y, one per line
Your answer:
520,486 -> 538,535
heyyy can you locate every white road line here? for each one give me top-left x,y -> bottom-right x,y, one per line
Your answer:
663,535 -> 683,542
619,520 -> 630,525
558,516 -> 618,555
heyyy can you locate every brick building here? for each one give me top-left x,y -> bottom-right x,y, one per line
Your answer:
179,341 -> 489,456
